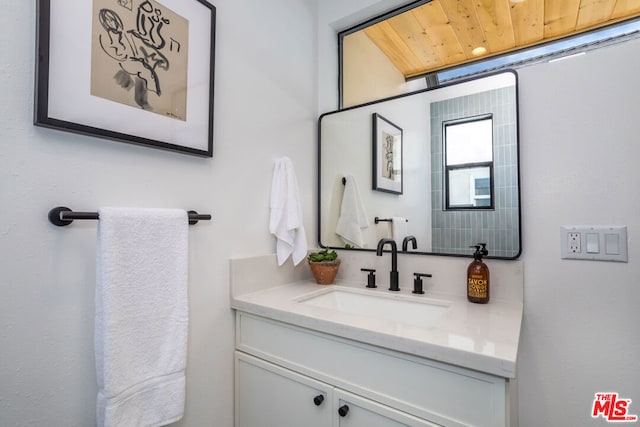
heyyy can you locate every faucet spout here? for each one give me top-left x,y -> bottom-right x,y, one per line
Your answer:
402,235 -> 417,251
376,238 -> 399,291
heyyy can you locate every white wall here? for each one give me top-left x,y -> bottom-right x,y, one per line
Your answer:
342,31 -> 407,107
516,42 -> 640,426
0,0 -> 317,425
318,2 -> 640,426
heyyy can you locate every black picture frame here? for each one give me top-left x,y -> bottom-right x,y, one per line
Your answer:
372,113 -> 403,194
34,0 -> 216,157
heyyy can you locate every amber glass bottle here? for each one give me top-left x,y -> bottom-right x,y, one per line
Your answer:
467,243 -> 490,304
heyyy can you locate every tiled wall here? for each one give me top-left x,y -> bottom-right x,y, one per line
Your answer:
430,86 -> 520,257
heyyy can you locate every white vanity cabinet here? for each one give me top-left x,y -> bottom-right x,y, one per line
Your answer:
235,312 -> 514,427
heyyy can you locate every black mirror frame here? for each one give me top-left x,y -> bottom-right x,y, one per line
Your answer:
317,70 -> 522,260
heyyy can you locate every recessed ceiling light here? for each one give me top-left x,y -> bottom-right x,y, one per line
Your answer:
510,0 -> 525,3
472,46 -> 487,56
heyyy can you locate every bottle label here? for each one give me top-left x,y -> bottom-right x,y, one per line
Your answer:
468,274 -> 487,298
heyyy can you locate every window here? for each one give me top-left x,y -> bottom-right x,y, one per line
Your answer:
473,177 -> 491,207
339,1 -> 640,107
438,19 -> 640,83
444,115 -> 493,210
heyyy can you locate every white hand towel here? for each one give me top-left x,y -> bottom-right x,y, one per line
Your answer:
95,208 -> 188,427
391,217 -> 408,242
335,175 -> 370,248
269,157 -> 308,266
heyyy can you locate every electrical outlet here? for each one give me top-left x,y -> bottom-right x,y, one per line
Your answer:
568,232 -> 581,253
561,226 -> 628,262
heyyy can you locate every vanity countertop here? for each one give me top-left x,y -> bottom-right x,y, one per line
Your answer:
231,279 -> 522,379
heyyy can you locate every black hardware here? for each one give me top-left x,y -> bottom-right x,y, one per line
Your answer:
402,235 -> 417,251
342,177 -> 346,185
313,394 -> 324,406
412,273 -> 432,295
319,70 -> 522,261
360,268 -> 377,288
48,206 -> 212,227
376,238 -> 399,291
374,216 -> 408,224
338,405 -> 350,417
470,242 -> 489,258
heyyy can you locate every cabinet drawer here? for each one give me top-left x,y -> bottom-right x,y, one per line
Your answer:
236,313 -> 506,427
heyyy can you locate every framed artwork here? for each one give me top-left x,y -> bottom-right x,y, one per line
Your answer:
34,0 -> 216,157
372,113 -> 403,194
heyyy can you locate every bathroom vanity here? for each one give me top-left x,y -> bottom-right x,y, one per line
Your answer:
230,254 -> 523,427
232,63 -> 523,427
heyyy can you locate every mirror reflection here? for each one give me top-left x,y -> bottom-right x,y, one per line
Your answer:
444,115 -> 494,209
319,71 -> 520,259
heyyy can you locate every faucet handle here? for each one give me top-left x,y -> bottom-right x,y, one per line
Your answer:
360,268 -> 377,288
412,273 -> 432,294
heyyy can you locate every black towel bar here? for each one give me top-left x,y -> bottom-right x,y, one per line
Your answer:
374,217 -> 408,224
48,206 -> 211,227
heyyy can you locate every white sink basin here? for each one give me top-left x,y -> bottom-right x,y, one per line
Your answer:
296,287 -> 450,328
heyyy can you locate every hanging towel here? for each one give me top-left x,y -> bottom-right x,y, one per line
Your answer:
95,208 -> 188,427
335,175 -> 370,248
391,217 -> 408,242
269,157 -> 308,266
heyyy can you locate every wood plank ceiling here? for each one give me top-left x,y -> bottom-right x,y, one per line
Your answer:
362,0 -> 640,78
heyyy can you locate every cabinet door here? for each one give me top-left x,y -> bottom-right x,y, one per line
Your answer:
235,352 -> 332,427
334,389 -> 440,427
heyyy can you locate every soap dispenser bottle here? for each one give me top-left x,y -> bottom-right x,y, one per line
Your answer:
467,243 -> 490,304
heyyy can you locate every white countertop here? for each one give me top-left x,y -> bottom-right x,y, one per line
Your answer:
231,279 -> 522,378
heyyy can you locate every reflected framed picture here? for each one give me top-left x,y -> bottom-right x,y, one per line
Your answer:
34,0 -> 216,157
372,113 -> 403,194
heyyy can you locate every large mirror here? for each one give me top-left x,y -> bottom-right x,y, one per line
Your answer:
319,71 -> 520,259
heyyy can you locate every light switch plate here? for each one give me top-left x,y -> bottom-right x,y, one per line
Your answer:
561,226 -> 628,262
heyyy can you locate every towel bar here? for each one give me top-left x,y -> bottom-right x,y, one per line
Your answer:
374,217 -> 408,224
48,206 -> 212,227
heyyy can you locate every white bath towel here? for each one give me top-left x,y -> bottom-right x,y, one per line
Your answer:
335,175 -> 369,248
95,208 -> 188,427
391,217 -> 408,242
269,157 -> 308,266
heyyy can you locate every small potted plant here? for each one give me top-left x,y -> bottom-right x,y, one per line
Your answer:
307,248 -> 341,285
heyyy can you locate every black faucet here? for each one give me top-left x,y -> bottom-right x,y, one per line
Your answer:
402,235 -> 417,251
376,238 -> 399,291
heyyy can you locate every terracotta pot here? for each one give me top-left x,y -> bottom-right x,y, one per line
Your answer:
308,260 -> 341,285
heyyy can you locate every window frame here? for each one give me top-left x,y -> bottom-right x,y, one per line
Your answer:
443,114 -> 495,211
